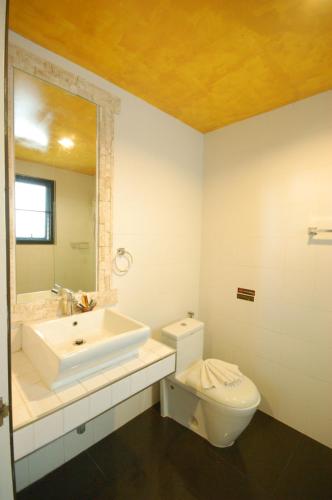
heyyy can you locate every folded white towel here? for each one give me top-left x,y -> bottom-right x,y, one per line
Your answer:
199,359 -> 243,389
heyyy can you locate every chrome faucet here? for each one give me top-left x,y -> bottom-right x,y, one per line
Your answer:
63,289 -> 77,316
52,284 -> 77,315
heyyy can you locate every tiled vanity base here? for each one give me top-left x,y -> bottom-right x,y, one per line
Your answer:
12,339 -> 175,462
15,386 -> 160,492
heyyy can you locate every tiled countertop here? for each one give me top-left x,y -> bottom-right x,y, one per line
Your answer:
12,338 -> 175,431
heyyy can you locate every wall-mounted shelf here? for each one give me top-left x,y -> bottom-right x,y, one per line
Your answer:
70,242 -> 89,250
308,227 -> 332,236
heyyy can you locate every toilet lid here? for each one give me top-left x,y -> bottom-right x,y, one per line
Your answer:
181,360 -> 260,409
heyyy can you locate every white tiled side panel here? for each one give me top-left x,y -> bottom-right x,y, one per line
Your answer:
89,385 -> 112,419
113,392 -> 143,429
28,439 -> 65,483
14,457 -> 30,492
14,425 -> 34,460
63,398 -> 90,433
63,421 -> 94,462
92,408 -> 116,443
13,354 -> 176,461
130,368 -> 147,394
146,355 -> 175,385
14,391 -> 160,491
34,410 -> 63,449
110,376 -> 131,406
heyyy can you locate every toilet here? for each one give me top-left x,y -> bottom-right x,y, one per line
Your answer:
160,318 -> 260,447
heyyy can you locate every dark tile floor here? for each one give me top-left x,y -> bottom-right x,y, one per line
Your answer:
17,406 -> 332,500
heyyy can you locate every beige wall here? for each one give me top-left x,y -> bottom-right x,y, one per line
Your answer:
15,159 -> 96,294
201,91 -> 332,448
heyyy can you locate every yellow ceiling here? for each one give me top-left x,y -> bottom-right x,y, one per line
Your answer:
9,0 -> 332,132
14,69 -> 96,175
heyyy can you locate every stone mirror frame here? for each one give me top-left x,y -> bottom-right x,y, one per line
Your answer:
8,44 -> 120,325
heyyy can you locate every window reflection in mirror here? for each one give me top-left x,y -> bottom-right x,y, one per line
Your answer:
15,174 -> 55,243
14,69 -> 97,300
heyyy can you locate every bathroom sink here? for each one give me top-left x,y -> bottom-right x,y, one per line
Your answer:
22,308 -> 150,389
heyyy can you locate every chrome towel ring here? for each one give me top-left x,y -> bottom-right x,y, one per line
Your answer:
112,247 -> 133,276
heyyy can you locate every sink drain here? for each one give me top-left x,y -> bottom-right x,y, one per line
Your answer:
73,338 -> 86,346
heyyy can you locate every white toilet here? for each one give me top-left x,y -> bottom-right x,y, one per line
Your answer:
160,318 -> 260,447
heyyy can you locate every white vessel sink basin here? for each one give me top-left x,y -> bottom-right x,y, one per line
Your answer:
22,308 -> 150,390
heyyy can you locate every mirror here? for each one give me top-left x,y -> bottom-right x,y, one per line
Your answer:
8,44 -> 120,317
13,69 -> 97,301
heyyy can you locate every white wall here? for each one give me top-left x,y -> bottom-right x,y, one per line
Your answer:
15,160 -> 96,294
9,32 -> 203,335
201,91 -> 332,448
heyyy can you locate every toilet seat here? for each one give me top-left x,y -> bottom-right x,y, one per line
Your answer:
177,360 -> 261,410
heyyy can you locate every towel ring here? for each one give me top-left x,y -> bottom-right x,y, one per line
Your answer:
112,248 -> 133,276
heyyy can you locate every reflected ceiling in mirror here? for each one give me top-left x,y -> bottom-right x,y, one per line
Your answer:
14,69 -> 97,174
14,69 -> 97,299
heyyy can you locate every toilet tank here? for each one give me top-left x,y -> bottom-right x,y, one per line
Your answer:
161,318 -> 204,373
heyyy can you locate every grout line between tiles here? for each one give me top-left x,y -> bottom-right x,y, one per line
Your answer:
269,433 -> 304,498
209,441 -> 270,497
85,449 -> 108,481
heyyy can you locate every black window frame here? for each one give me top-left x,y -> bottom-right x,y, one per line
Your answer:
15,174 -> 55,245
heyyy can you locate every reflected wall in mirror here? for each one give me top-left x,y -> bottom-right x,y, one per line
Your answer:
14,69 -> 97,299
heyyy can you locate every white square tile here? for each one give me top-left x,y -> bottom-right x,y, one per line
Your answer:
28,438 -> 64,483
146,355 -> 175,385
139,349 -> 158,365
15,368 -> 40,386
144,338 -> 159,352
55,382 -> 86,404
11,326 -> 22,353
64,422 -> 94,462
124,357 -> 145,374
92,408 -> 115,444
110,376 -> 131,406
13,405 -> 33,430
63,398 -> 89,433
89,386 -> 112,419
130,367 -> 148,394
11,379 -> 23,402
145,339 -> 164,353
12,381 -> 32,422
103,364 -> 127,383
141,384 -> 160,411
14,457 -> 30,492
14,425 -> 34,460
158,355 -> 175,378
80,372 -> 109,392
18,381 -> 61,418
113,393 -> 143,430
34,411 -> 64,449
146,340 -> 174,358
11,351 -> 34,377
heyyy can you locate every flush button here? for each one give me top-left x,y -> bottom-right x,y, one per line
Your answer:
180,322 -> 187,326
